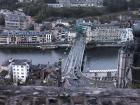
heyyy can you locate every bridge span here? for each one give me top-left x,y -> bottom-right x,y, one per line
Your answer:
62,33 -> 86,80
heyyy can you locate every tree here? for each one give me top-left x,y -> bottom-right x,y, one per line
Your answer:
28,24 -> 34,30
128,0 -> 140,9
103,0 -> 128,12
43,0 -> 56,3
0,0 -> 19,10
0,15 -> 5,25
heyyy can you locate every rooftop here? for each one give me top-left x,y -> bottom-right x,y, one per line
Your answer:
0,30 -> 50,36
10,59 -> 32,65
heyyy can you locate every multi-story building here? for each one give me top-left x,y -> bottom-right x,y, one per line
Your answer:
67,31 -> 76,42
86,24 -> 133,44
18,0 -> 34,2
58,32 -> 68,42
47,4 -> 64,8
0,33 -> 9,44
57,0 -> 103,7
4,11 -> 32,30
120,28 -> 134,43
0,30 -> 52,44
10,59 -> 31,84
57,0 -> 71,7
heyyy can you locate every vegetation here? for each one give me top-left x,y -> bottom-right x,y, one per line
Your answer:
0,0 -> 19,10
22,3 -> 105,23
103,0 -> 128,12
128,0 -> 140,9
0,15 -> 5,25
0,0 -> 140,23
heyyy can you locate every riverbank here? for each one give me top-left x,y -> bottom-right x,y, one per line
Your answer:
0,43 -> 122,50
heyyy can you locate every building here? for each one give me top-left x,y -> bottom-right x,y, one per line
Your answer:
86,24 -> 134,44
52,19 -> 70,28
120,28 -> 133,43
85,69 -> 118,81
0,32 -> 9,44
0,9 -> 11,15
47,4 -> 64,8
58,32 -> 68,42
67,31 -> 76,42
8,59 -> 31,84
0,30 -> 52,45
85,69 -> 117,88
18,0 -> 34,2
57,0 -> 103,7
57,0 -> 71,7
4,10 -> 32,30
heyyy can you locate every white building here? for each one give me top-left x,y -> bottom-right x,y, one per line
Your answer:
120,28 -> 133,43
58,32 -> 68,42
18,0 -> 34,2
10,59 -> 31,84
0,9 -> 11,15
47,4 -> 64,8
86,26 -> 134,44
45,32 -> 52,43
86,69 -> 117,81
67,31 -> 76,42
0,30 -> 52,44
56,19 -> 70,27
57,0 -> 103,7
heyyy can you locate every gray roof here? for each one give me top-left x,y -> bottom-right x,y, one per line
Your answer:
11,59 -> 31,65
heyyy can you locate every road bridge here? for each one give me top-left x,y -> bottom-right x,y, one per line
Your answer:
62,33 -> 86,80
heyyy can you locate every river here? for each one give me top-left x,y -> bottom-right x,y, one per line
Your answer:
0,47 -> 119,71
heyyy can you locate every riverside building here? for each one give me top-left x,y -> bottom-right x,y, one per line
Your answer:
0,30 -> 52,45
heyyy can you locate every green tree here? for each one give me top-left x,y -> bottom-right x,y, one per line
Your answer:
128,0 -> 140,9
0,15 -> 5,25
103,0 -> 128,12
0,0 -> 19,10
43,0 -> 56,3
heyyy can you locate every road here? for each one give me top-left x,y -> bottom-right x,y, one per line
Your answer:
62,34 -> 86,80
61,33 -> 94,87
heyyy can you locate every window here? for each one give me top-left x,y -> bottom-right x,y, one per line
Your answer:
21,76 -> 24,78
107,72 -> 111,77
